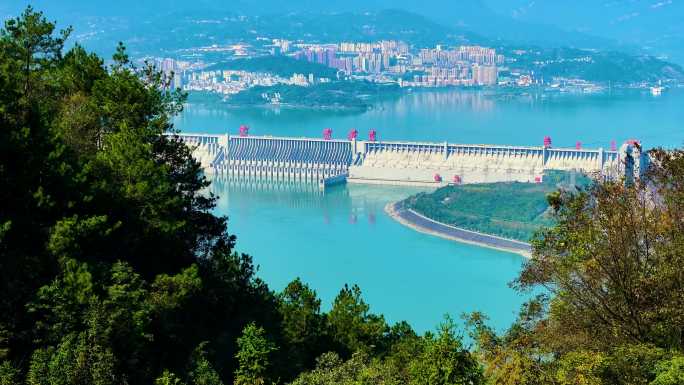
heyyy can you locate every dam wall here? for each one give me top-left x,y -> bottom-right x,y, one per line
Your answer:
170,132 -> 640,189
348,140 -> 621,185
221,136 -> 351,186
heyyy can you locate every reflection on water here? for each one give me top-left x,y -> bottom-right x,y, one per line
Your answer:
211,178 -> 430,225
390,90 -> 496,114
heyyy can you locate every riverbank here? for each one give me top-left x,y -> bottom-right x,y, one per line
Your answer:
385,201 -> 532,258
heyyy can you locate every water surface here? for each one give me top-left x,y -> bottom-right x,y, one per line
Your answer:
212,181 -> 526,333
180,88 -> 684,333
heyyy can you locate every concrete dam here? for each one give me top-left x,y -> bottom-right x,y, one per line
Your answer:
173,129 -> 647,190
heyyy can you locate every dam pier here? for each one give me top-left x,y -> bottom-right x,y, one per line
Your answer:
173,128 -> 648,190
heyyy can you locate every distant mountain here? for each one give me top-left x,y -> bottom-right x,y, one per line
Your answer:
3,1 -> 682,83
222,0 -> 629,51
5,0 -> 679,59
251,10 -> 482,46
484,0 -> 684,64
6,8 -> 482,58
517,48 -> 684,84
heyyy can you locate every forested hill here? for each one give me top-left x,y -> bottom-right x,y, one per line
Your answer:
3,7 -> 684,385
206,56 -> 338,79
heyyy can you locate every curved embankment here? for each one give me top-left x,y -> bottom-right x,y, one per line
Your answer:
385,201 -> 532,258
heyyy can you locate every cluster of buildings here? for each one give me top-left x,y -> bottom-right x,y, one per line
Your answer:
151,55 -> 337,99
282,40 -> 503,87
153,57 -> 196,90
151,40 -> 543,99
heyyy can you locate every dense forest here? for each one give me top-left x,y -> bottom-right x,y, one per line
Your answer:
2,8 -> 684,385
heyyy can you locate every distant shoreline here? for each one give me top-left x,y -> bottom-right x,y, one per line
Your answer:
385,201 -> 532,258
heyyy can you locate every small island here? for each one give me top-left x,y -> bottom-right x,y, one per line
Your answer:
226,81 -> 401,110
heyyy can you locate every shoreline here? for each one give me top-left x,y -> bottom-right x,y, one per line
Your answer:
385,201 -> 532,258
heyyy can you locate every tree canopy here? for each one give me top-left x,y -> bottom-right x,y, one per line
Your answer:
467,148 -> 684,384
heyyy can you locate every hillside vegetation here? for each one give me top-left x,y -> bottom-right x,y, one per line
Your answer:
227,81 -> 400,109
405,171 -> 590,241
207,56 -> 339,79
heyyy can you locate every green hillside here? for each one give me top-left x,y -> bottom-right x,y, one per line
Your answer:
207,55 -> 339,78
404,171 -> 591,241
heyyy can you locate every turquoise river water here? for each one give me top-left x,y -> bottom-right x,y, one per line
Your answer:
176,88 -> 684,333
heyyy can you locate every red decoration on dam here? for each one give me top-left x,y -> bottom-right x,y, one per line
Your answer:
348,128 -> 358,140
323,128 -> 333,140
239,125 -> 249,137
453,175 -> 462,184
543,136 -> 552,148
576,141 -> 582,150
369,129 -> 377,142
434,173 -> 442,182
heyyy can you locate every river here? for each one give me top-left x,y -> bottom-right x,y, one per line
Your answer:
176,88 -> 684,333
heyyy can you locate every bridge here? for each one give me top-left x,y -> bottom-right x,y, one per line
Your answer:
171,129 -> 648,190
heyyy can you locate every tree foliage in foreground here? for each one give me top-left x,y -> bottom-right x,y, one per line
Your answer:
467,148 -> 684,384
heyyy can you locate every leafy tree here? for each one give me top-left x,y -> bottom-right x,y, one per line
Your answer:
28,258 -> 95,346
0,8 -> 261,383
0,6 -> 75,363
194,251 -> 282,382
555,351 -> 605,385
155,370 -> 187,385
465,302 -> 555,385
409,316 -> 484,385
652,356 -> 684,385
289,352 -> 358,385
466,149 -> 684,384
383,321 -> 423,384
234,323 -> 278,385
26,306 -> 118,385
600,344 -> 668,385
515,150 -> 684,353
0,361 -> 19,385
277,278 -> 328,376
290,351 -> 402,385
327,284 -> 388,355
188,342 -> 224,385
